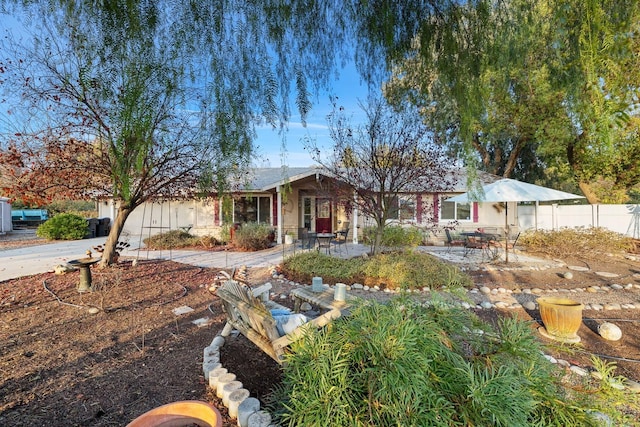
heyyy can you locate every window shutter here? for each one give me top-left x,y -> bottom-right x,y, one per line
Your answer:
433,194 -> 439,224
416,194 -> 423,223
473,202 -> 479,223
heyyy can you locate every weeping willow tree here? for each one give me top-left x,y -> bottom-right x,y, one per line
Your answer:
0,1 -> 355,265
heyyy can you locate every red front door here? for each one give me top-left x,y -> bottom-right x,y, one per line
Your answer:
315,198 -> 332,233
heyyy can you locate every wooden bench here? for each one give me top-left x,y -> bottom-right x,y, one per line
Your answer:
216,279 -> 342,364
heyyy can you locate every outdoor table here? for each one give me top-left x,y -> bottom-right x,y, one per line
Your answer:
461,232 -> 500,259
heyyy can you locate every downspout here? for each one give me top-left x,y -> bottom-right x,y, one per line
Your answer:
276,185 -> 282,244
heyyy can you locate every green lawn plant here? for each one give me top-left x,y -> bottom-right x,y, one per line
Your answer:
36,213 -> 88,240
270,297 -> 634,426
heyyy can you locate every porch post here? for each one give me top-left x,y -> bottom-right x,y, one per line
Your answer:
110,200 -> 116,223
276,185 -> 282,244
352,192 -> 359,244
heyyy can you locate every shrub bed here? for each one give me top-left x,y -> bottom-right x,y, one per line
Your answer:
143,230 -> 219,249
282,250 -> 472,291
232,222 -> 274,251
520,227 -> 634,258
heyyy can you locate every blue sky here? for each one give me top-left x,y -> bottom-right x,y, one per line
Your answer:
253,63 -> 374,167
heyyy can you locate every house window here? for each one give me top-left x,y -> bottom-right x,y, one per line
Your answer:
440,197 -> 471,221
233,196 -> 271,224
390,195 -> 416,221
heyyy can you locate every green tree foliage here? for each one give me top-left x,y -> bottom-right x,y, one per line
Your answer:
0,0 -> 353,265
383,0 -> 640,203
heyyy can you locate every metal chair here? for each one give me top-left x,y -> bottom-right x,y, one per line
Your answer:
299,229 -> 317,250
444,229 -> 465,253
332,223 -> 350,254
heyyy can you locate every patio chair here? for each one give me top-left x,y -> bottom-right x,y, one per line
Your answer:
299,229 -> 317,250
444,229 -> 465,253
332,222 -> 350,254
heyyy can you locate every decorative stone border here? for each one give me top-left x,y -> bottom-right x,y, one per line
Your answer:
203,335 -> 274,427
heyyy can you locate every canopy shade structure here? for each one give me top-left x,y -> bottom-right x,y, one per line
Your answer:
446,179 -> 585,262
445,178 -> 585,204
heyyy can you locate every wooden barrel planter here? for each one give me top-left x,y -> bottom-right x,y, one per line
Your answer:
537,297 -> 584,343
126,400 -> 222,427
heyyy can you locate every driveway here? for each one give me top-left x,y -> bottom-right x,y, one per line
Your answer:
0,236 -> 374,282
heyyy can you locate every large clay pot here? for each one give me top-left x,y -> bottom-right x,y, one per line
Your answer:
537,297 -> 584,343
126,400 -> 222,427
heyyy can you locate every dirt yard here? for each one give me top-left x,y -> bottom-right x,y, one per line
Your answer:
1,236 -> 640,426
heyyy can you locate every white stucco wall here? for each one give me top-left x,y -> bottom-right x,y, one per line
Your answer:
0,197 -> 12,234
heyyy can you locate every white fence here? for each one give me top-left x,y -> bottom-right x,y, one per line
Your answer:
518,204 -> 640,239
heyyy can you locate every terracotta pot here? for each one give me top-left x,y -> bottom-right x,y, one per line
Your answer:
537,297 -> 583,343
126,400 -> 222,427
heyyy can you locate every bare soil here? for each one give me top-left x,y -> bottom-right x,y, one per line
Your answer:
1,235 -> 640,426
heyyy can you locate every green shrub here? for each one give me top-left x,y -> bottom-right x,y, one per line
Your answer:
362,225 -> 424,249
362,250 -> 473,290
520,227 -> 634,258
36,213 -> 88,240
143,230 -> 202,249
271,298 -> 632,426
233,222 -> 273,251
282,250 -> 471,291
219,223 -> 232,244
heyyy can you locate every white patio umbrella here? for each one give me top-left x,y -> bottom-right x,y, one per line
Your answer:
446,178 -> 585,262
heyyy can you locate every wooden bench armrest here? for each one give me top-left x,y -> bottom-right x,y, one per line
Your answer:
251,282 -> 272,302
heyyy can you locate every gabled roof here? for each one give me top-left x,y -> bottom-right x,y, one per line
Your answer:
242,166 -> 499,194
238,166 -> 325,191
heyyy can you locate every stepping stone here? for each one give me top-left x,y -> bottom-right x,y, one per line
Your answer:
595,271 -> 619,278
172,305 -> 194,315
192,317 -> 213,327
567,265 -> 589,271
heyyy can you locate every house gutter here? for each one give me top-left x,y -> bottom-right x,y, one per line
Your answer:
276,185 -> 282,244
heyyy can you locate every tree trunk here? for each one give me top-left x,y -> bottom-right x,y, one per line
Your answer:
371,222 -> 385,255
577,181 -> 600,204
98,206 -> 134,268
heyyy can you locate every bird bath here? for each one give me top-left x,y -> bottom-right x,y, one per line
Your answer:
68,257 -> 101,292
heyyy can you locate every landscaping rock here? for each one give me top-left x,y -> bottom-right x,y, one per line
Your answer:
598,322 -> 622,341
